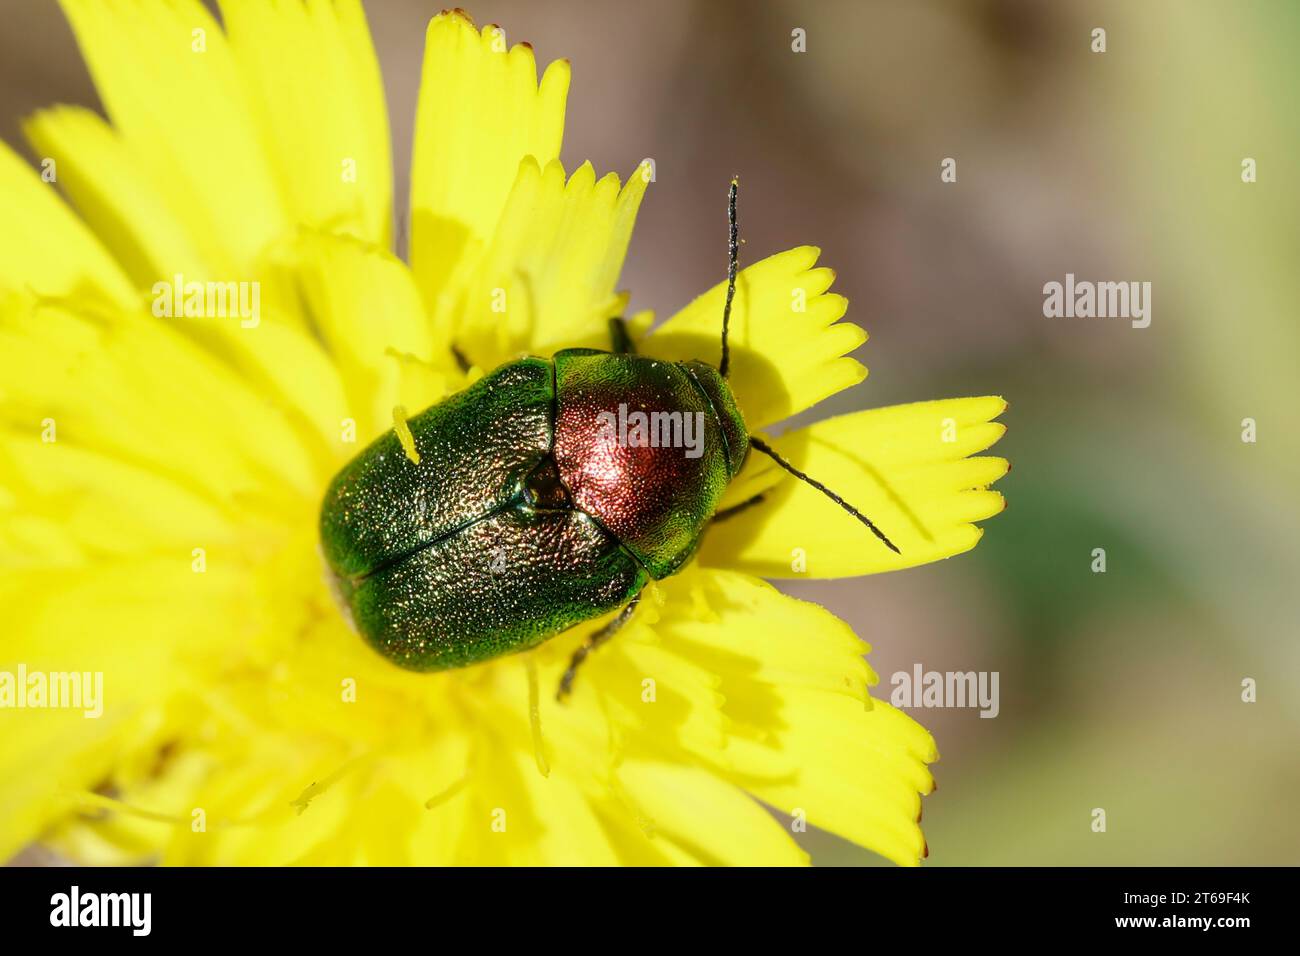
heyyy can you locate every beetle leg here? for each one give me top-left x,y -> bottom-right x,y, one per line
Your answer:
710,492 -> 767,524
557,590 -> 642,700
608,317 -> 636,354
449,343 -> 472,374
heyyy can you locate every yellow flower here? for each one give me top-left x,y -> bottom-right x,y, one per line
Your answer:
0,3 -> 1006,866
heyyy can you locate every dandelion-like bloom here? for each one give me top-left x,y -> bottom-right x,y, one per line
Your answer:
0,4 -> 1006,865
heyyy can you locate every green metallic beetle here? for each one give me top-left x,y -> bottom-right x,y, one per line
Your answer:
320,182 -> 899,698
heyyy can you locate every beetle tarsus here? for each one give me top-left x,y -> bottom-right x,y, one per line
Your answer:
450,342 -> 472,374
711,492 -> 767,524
608,317 -> 636,354
556,591 -> 643,701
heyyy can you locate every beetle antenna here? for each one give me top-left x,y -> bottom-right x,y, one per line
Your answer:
719,177 -> 739,378
748,435 -> 901,554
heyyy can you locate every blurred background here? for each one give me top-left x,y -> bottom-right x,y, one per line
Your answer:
3,0 -> 1297,865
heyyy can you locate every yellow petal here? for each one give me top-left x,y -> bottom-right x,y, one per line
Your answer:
34,0 -> 389,290
647,569 -> 932,865
704,396 -> 1008,577
654,567 -> 877,700
500,750 -> 625,866
55,0 -> 289,275
409,11 -> 569,312
0,141 -> 134,305
218,0 -> 391,246
0,298 -> 322,506
259,230 -> 456,443
25,106 -> 212,290
0,558 -> 251,861
0,141 -> 354,482
450,158 -> 650,368
645,246 -> 864,430
0,434 -> 238,562
616,760 -> 809,866
745,693 -> 936,866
